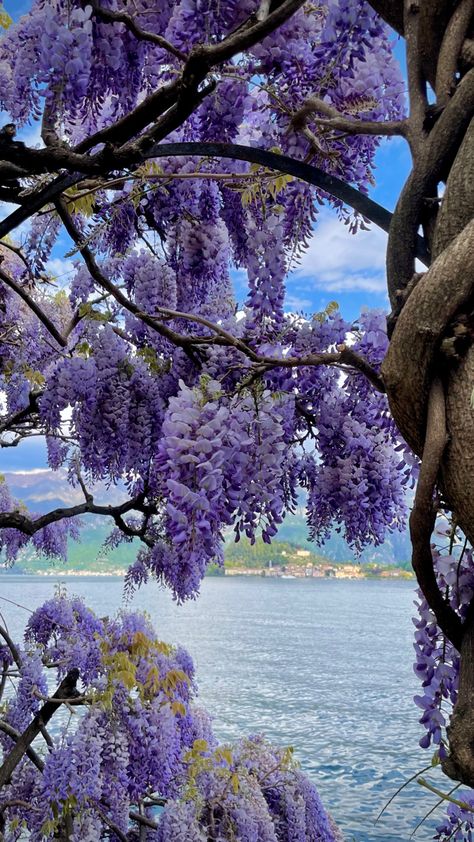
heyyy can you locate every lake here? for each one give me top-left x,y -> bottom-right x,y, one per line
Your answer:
0,575 -> 443,841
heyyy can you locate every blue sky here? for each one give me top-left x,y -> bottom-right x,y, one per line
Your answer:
4,0 -> 30,15
1,6 -> 411,470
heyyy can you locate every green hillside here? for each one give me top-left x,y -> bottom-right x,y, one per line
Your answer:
224,537 -> 328,568
13,517 -> 136,575
8,516 -> 412,577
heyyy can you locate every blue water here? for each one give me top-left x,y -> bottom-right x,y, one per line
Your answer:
0,575 -> 445,841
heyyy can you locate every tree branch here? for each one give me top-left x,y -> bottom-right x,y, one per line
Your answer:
0,626 -> 21,670
292,96 -> 408,137
386,67 -> 474,306
0,722 -> 44,773
367,0 -> 404,36
0,392 -> 41,437
0,494 -> 147,536
435,0 -> 474,104
404,0 -> 429,134
129,810 -> 158,830
89,1 -> 187,61
0,668 -> 80,788
0,143 -> 429,263
0,267 -> 67,348
382,217 -> 474,457
36,207 -> 387,394
74,0 -> 304,156
54,198 -> 216,353
409,379 -> 463,649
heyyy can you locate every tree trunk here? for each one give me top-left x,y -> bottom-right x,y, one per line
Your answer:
379,0 -> 474,786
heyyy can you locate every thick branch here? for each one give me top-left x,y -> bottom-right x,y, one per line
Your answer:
74,0 -> 304,155
367,0 -> 404,35
444,606 -> 474,786
74,81 -> 180,154
382,217 -> 474,457
0,392 -> 40,436
409,379 -> 463,649
0,494 -> 146,536
0,668 -> 80,788
0,0 -> 302,183
387,67 -> 474,305
432,117 -> 474,259
435,0 -> 474,104
0,143 -> 428,262
404,0 -> 428,133
0,722 -> 44,773
183,0 -> 305,69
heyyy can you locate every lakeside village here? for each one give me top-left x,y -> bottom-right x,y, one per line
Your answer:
7,537 -> 414,579
222,549 -> 412,579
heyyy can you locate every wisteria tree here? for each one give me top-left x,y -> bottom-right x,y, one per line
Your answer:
0,0 -> 472,839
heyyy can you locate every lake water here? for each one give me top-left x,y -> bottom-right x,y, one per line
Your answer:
0,575 -> 444,841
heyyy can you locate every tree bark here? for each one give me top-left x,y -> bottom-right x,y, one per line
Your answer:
381,0 -> 474,788
0,669 -> 80,788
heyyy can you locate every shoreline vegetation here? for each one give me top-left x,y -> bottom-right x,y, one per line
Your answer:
2,537 -> 414,580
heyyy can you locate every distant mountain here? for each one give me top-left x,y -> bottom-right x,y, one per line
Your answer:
4,469 -> 129,513
266,507 -> 412,565
2,470 -> 412,572
2,471 -> 137,574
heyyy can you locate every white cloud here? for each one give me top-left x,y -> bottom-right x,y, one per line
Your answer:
46,257 -> 76,286
20,123 -> 43,149
289,209 -> 388,295
310,273 -> 387,294
5,468 -> 50,476
284,293 -> 313,311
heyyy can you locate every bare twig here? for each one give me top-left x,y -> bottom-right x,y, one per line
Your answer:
292,96 -> 408,137
129,810 -> 158,830
89,1 -> 187,61
0,626 -> 21,670
0,267 -> 67,348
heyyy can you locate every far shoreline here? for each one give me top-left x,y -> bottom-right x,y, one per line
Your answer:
1,566 -> 414,580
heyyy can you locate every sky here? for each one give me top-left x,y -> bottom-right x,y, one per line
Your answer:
0,5 -> 411,471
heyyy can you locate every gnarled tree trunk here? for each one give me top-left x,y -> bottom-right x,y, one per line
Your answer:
377,0 -> 474,787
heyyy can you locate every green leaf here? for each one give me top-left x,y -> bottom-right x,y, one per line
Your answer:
75,341 -> 92,358
66,186 -> 96,218
0,6 -> 12,29
23,366 -> 46,387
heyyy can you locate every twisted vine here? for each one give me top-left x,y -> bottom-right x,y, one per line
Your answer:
380,0 -> 474,787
